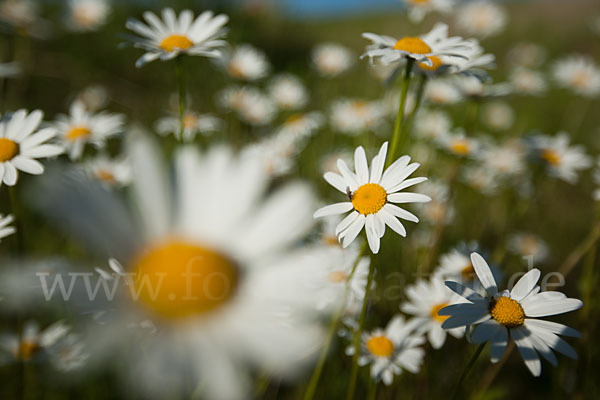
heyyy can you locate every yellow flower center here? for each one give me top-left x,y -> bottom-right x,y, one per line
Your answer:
418,55 -> 443,71
285,113 -> 304,125
227,61 -> 245,79
95,169 -> 116,183
430,303 -> 450,323
489,296 -> 525,328
17,340 -> 41,361
450,139 -> 471,155
541,149 -> 561,166
328,270 -> 347,283
182,113 -> 198,129
66,126 -> 91,141
0,138 -> 19,162
460,263 -> 477,281
323,235 -> 340,246
366,335 -> 394,357
393,37 -> 432,55
352,183 -> 387,215
132,240 -> 238,319
159,34 -> 194,52
571,71 -> 591,88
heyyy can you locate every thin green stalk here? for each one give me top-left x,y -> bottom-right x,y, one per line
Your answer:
175,56 -> 186,141
398,73 -> 427,151
346,253 -> 376,400
304,242 -> 367,400
367,377 -> 377,400
451,343 -> 486,400
385,58 -> 414,168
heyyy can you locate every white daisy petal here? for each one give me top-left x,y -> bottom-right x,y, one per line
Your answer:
313,202 -> 353,218
470,252 -> 498,296
522,298 -> 583,317
342,214 -> 366,248
324,172 -> 349,193
489,325 -> 508,363
387,192 -> 431,203
511,326 -> 542,377
354,146 -> 369,185
511,268 -> 541,301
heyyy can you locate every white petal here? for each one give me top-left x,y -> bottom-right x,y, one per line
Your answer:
472,319 -> 502,344
489,325 -> 508,363
3,162 -> 18,186
365,214 -> 380,254
313,202 -> 353,218
387,192 -> 431,203
444,281 -> 484,302
354,146 -> 369,185
342,214 -> 365,248
470,252 -> 498,296
383,203 -> 418,223
324,172 -> 348,193
522,298 -> 583,317
379,208 -> 406,237
335,211 -> 359,236
369,142 -> 387,184
337,159 -> 359,191
512,326 -> 541,377
523,319 -> 581,338
11,156 -> 43,175
511,269 -> 541,301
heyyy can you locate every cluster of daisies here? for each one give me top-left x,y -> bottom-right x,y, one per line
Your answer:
0,1 -> 596,399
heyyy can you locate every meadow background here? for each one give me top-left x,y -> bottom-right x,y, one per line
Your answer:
1,0 -> 599,399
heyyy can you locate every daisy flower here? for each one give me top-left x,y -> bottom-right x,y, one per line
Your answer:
436,130 -> 480,158
481,101 -> 514,131
401,277 -> 464,349
36,136 -> 336,399
507,233 -> 550,263
509,67 -> 547,95
84,155 -> 132,188
347,316 -> 425,385
415,109 -> 451,140
361,23 -> 477,70
551,55 -> 600,97
403,0 -> 453,23
156,111 -> 222,142
434,246 -> 501,290
0,320 -> 69,363
314,142 -> 430,254
461,165 -> 500,196
218,86 -> 276,126
506,42 -> 547,68
268,74 -> 308,110
125,8 -> 228,68
417,180 -> 454,225
0,0 -> 37,32
54,101 -> 124,160
440,252 -> 583,376
0,214 -> 15,242
277,112 -> 323,139
451,75 -> 512,100
424,78 -> 463,105
0,109 -> 63,186
478,139 -> 525,177
67,0 -> 110,32
75,84 -> 109,112
223,44 -> 270,81
455,1 -> 507,38
529,132 -> 592,184
311,43 -> 354,77
329,99 -> 383,136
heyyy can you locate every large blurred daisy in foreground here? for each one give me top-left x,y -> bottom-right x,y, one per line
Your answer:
38,136 -> 334,400
125,8 -> 228,67
314,142 -> 430,254
440,252 -> 583,376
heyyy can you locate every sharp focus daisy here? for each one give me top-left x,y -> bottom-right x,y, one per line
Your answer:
361,23 -> 477,71
125,8 -> 228,67
268,74 -> 308,110
440,252 -> 583,376
401,277 -> 464,349
67,0 -> 110,32
403,0 -> 453,23
156,111 -> 222,142
455,1 -> 507,38
529,132 -> 592,184
0,109 -> 63,186
311,43 -> 354,77
346,316 -> 425,385
54,100 -> 125,160
37,135 -> 336,399
223,44 -> 270,81
314,142 -> 430,254
0,214 -> 15,242
551,55 -> 600,97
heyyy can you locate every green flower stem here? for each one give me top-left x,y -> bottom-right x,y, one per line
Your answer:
175,56 -> 187,141
451,343 -> 486,400
345,252 -> 376,400
303,242 -> 367,400
397,73 -> 427,151
366,377 -> 377,400
385,58 -> 414,168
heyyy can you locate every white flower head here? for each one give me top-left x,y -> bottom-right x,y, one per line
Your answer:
507,233 -> 550,263
552,55 -> 600,97
223,44 -> 270,81
125,8 -> 228,67
0,109 -> 63,186
312,43 -> 354,77
509,67 -> 547,95
156,111 -> 222,142
85,155 -> 132,188
268,74 -> 308,110
0,320 -> 70,363
403,0 -> 454,23
456,1 -> 507,38
481,101 -> 514,131
314,142 -> 430,254
218,86 -> 276,126
67,0 -> 110,32
436,130 -> 480,158
440,252 -> 583,377
329,98 -> 384,136
415,109 -> 451,141
54,100 -> 125,160
529,132 -> 592,184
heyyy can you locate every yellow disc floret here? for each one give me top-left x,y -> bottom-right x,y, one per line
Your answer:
132,239 -> 238,319
366,335 -> 394,357
0,138 -> 19,162
393,37 -> 432,55
352,183 -> 387,215
489,296 -> 525,328
541,149 -> 561,166
430,303 -> 450,323
66,126 -> 91,141
160,34 -> 194,52
328,270 -> 347,283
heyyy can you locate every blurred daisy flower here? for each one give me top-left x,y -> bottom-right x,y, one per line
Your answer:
311,43 -> 354,77
436,130 -> 480,158
314,142 -> 430,254
529,132 -> 592,184
480,101 -> 515,131
0,109 -> 63,186
551,55 -> 600,97
346,316 -> 425,385
440,252 -> 583,376
509,67 -> 547,96
156,111 -> 222,142
84,155 -> 132,188
329,98 -> 383,136
424,78 -> 463,105
54,100 -> 125,160
461,165 -> 499,196
403,0 -> 453,23
506,42 -> 547,68
222,44 -> 270,81
434,246 -> 501,291
0,0 -> 38,33
75,85 -> 110,112
0,214 -> 15,242
508,233 -> 550,263
218,86 -> 276,126
414,109 -> 451,141
455,1 -> 507,38
451,75 -> 512,100
401,277 -> 465,349
67,0 -> 110,32
479,138 -> 525,177
0,320 -> 69,364
417,180 -> 454,225
268,74 -> 308,110
0,62 -> 21,79
277,111 -> 323,138
362,23 -> 477,70
125,8 -> 228,68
